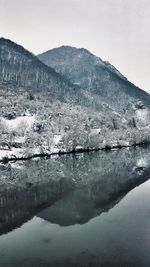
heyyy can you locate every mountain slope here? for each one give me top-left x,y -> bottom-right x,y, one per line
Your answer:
38,46 -> 150,115
0,38 -> 82,102
0,38 -> 126,114
0,39 -> 150,160
0,38 -> 134,119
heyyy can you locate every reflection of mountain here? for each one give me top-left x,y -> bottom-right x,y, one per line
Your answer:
0,179 -> 74,235
38,159 -> 150,226
0,146 -> 150,234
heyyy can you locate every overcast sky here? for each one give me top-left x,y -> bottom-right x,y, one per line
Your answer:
1,0 -> 150,93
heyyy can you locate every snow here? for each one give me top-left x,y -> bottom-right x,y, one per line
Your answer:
136,109 -> 148,123
112,111 -> 121,117
91,128 -> 101,134
76,145 -> 83,151
0,148 -> 23,160
53,134 -> 62,145
0,132 -> 62,161
14,136 -> 25,143
0,115 -> 35,131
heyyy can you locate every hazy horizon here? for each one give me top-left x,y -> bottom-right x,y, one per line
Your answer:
1,0 -> 150,93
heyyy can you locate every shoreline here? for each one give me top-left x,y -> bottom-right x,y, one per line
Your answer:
0,141 -> 149,164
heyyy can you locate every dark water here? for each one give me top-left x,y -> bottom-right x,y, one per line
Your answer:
0,146 -> 150,267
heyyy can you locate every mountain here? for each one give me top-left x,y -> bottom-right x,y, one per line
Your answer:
0,38 -> 83,103
38,45 -> 150,116
0,38 -> 127,114
1,38 -> 150,117
0,38 -> 150,160
0,38 -> 133,121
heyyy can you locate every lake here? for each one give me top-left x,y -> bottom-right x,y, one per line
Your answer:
0,146 -> 150,267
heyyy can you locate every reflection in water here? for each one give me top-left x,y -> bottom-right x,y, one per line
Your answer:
38,148 -> 150,225
0,146 -> 150,267
0,146 -> 150,233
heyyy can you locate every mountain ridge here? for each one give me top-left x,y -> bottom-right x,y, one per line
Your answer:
38,45 -> 128,82
0,37 -> 150,160
0,37 -> 83,103
0,37 -> 150,118
38,45 -> 150,115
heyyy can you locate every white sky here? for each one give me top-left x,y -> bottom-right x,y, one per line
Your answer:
0,0 -> 150,93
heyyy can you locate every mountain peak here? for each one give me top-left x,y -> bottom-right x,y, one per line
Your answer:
0,37 -> 36,60
0,37 -> 11,43
38,45 -> 127,86
0,37 -> 78,100
38,45 -> 95,59
38,44 -> 150,114
0,37 -> 24,50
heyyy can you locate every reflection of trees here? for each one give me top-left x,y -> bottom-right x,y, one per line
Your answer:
0,146 -> 150,234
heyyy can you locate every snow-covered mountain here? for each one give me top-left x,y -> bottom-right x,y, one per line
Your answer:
0,38 -> 127,114
1,38 -> 150,118
0,38 -> 129,123
38,45 -> 150,116
0,38 -> 83,103
0,38 -> 150,160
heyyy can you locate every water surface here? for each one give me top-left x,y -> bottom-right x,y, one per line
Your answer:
0,146 -> 150,267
